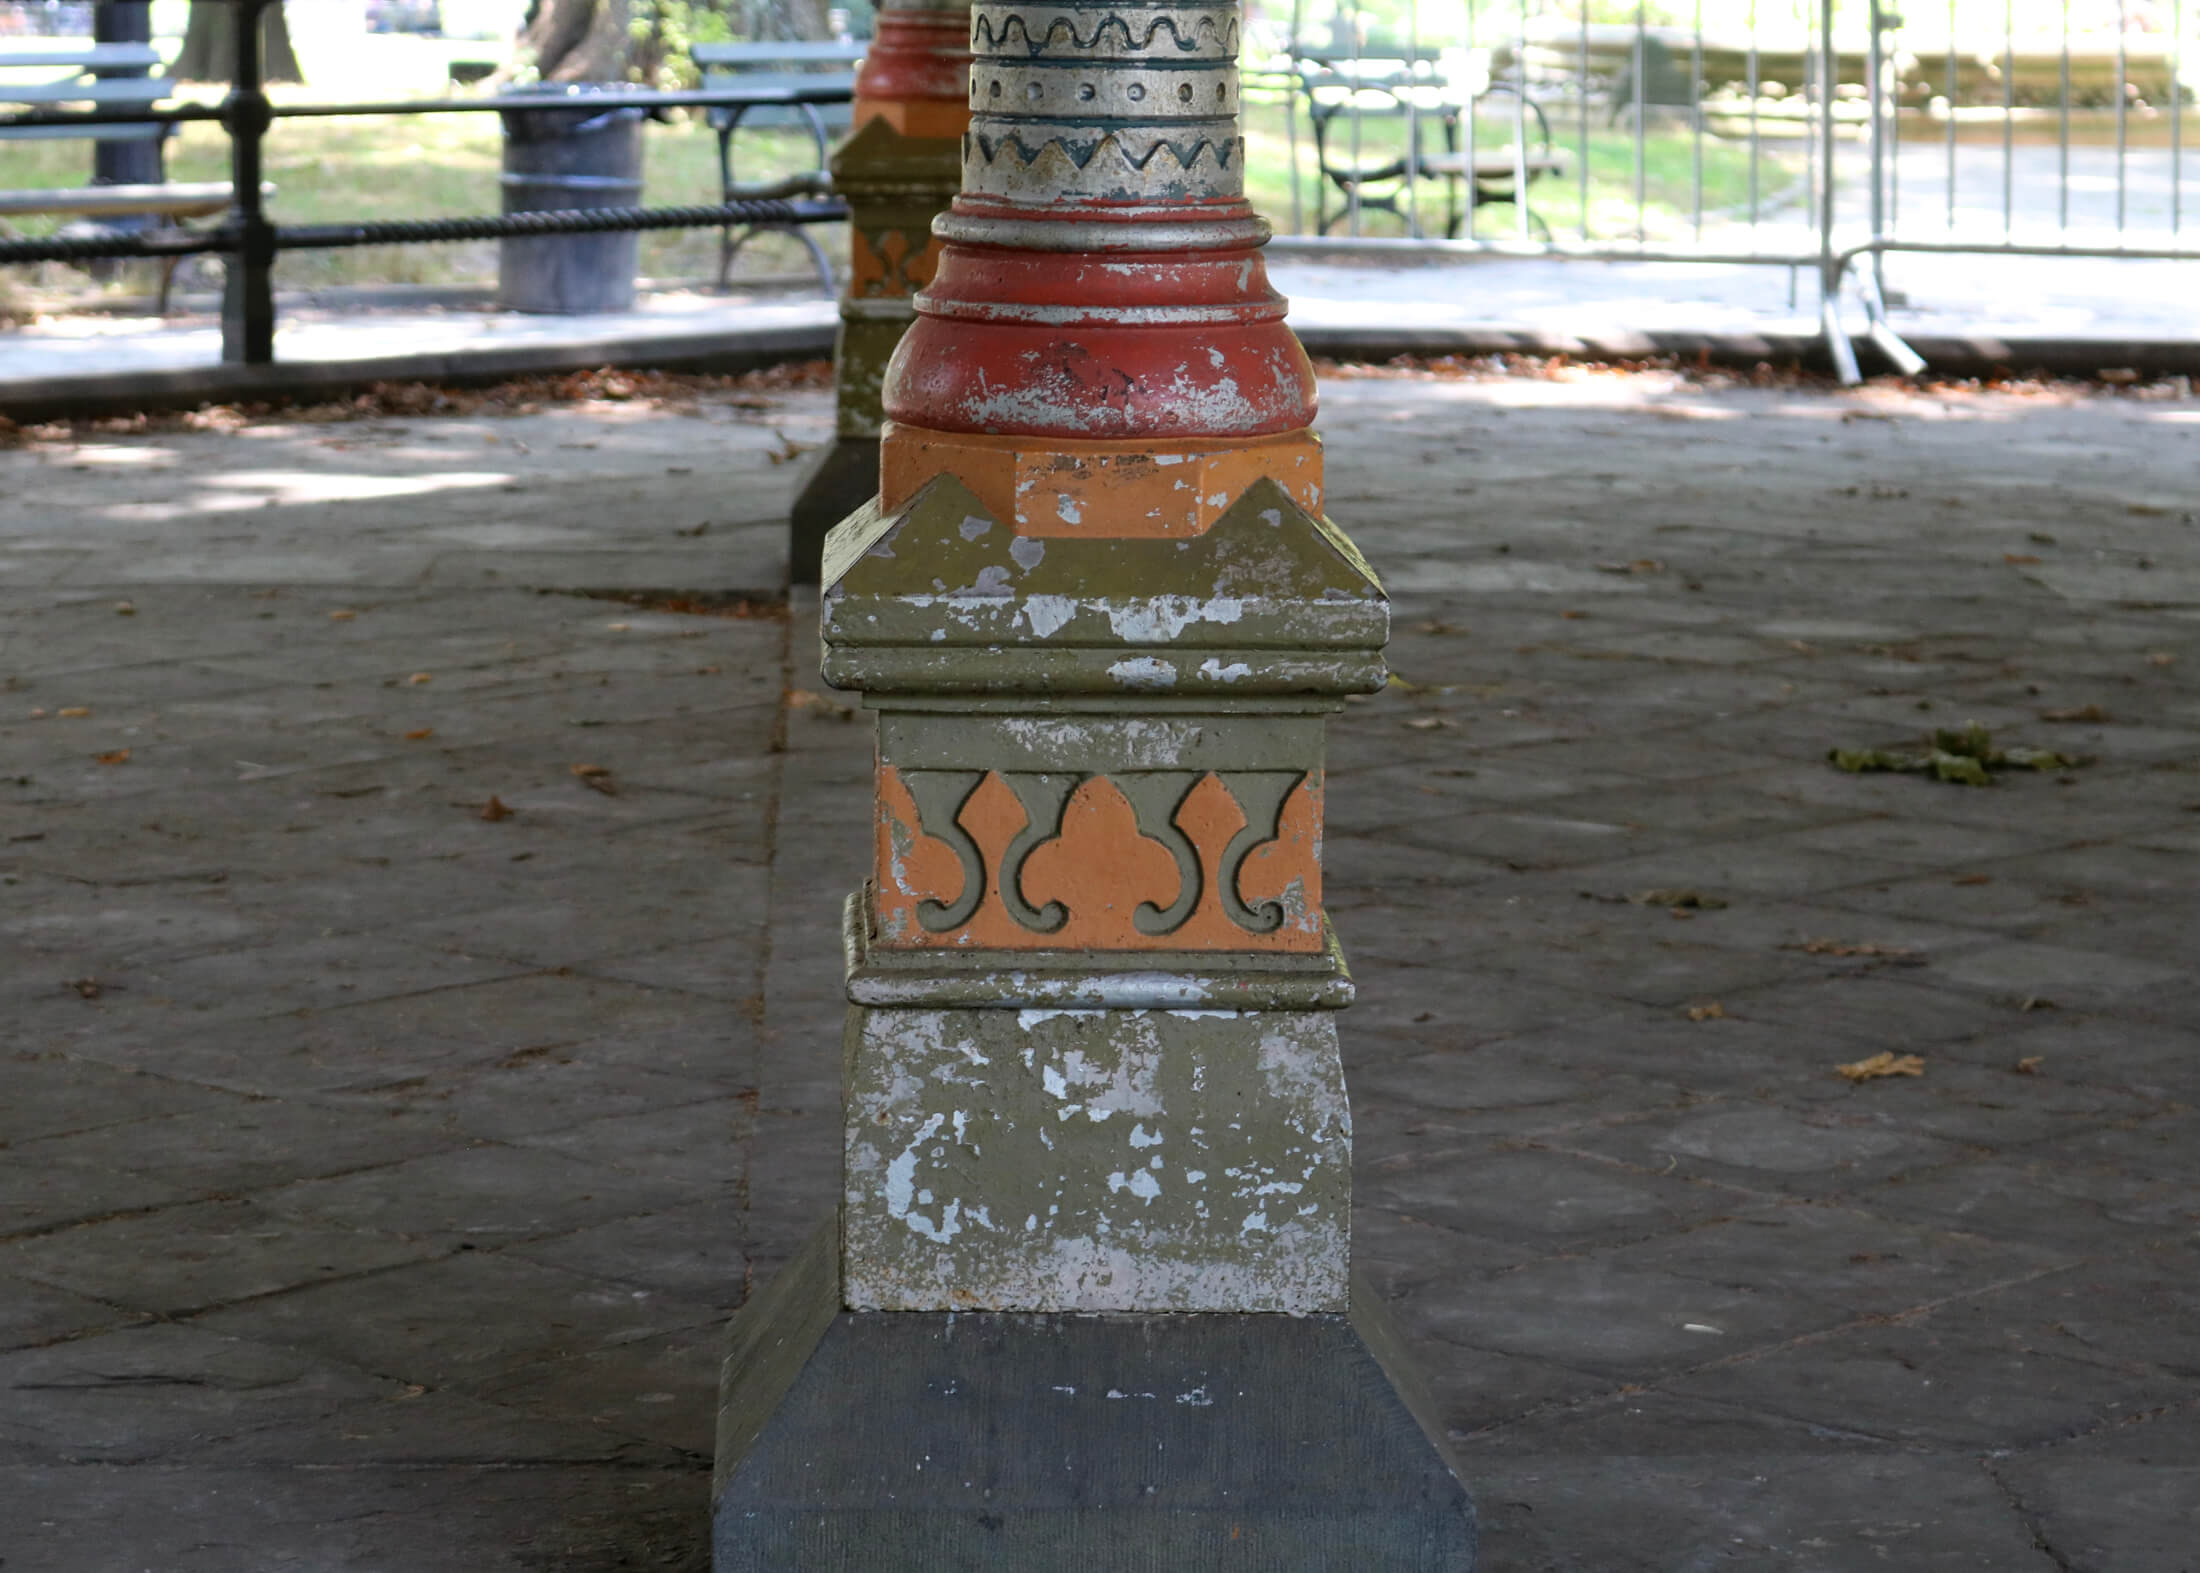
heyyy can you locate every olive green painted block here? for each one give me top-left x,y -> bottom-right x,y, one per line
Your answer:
841,889 -> 1356,1010
875,708 -> 1328,773
831,312 -> 910,440
828,114 -> 964,193
842,1002 -> 1351,1314
820,475 -> 1389,677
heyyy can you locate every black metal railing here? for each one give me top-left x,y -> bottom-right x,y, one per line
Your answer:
0,0 -> 850,363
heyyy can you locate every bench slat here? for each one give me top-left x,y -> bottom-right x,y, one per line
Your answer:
0,43 -> 161,69
0,124 -> 168,142
1420,152 -> 1566,179
0,180 -> 239,218
3,78 -> 174,106
692,41 -> 865,66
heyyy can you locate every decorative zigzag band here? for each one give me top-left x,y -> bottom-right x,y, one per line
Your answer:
970,7 -> 1240,61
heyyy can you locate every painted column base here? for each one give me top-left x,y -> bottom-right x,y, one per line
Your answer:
787,436 -> 882,587
712,1221 -> 1477,1572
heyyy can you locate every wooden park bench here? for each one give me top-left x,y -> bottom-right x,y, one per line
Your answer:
0,43 -> 233,308
1298,54 -> 1564,240
691,39 -> 861,291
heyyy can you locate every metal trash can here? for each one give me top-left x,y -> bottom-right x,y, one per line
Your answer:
498,87 -> 647,315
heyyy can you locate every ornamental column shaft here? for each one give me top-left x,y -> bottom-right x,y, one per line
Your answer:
715,5 -> 1476,1566
787,0 -> 972,585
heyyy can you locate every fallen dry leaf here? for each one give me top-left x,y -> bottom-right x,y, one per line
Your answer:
1952,873 -> 1993,887
1838,1051 -> 1926,1082
1404,716 -> 1447,731
94,748 -> 130,766
766,430 -> 815,465
2040,704 -> 2108,723
113,601 -> 135,616
329,609 -> 357,622
2147,652 -> 2176,668
1686,1002 -> 1727,1022
56,707 -> 89,719
64,977 -> 102,999
2002,553 -> 2042,566
407,672 -> 433,686
2019,995 -> 2060,1012
479,795 -> 514,822
403,728 -> 434,742
2014,1056 -> 2045,1075
571,763 -> 617,795
1638,889 -> 1727,911
1788,938 -> 1920,960
786,688 -> 857,722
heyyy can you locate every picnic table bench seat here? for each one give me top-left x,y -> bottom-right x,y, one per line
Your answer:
690,39 -> 862,291
1,47 -> 239,310
1295,53 -> 1564,239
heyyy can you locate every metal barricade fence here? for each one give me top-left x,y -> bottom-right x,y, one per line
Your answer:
1249,0 -> 2197,381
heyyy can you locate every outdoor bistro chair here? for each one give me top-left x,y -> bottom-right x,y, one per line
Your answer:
1296,50 -> 1561,240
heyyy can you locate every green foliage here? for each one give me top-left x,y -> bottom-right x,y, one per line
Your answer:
631,0 -> 742,89
1829,723 -> 2085,786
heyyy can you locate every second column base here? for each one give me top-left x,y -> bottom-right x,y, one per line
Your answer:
788,436 -> 883,587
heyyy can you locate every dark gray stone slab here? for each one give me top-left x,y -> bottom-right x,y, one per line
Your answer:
787,437 -> 881,588
710,1224 -> 1476,1571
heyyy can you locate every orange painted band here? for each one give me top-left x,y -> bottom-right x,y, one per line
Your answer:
880,424 -> 1324,539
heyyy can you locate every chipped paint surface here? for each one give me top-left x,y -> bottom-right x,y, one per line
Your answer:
820,2 -> 1389,1327
843,1005 -> 1350,1312
877,425 -> 1323,537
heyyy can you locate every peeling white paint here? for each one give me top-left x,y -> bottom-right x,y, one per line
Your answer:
1107,1168 -> 1162,1203
1019,594 -> 1077,639
958,514 -> 992,542
1197,658 -> 1253,683
1104,594 -> 1246,642
1008,536 -> 1046,572
1020,1008 -> 1087,1032
1107,656 -> 1177,689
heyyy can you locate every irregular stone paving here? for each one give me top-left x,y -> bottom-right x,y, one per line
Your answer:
1,369 -> 2196,1571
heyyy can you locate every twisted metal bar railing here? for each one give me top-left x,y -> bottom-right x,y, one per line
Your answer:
0,0 -> 856,364
0,191 -> 840,267
8,0 -> 2193,383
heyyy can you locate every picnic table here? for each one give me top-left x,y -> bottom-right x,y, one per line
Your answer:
692,39 -> 861,290
0,42 -> 234,308
1295,48 -> 1563,240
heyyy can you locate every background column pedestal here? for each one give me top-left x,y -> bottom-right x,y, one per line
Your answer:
787,435 -> 881,586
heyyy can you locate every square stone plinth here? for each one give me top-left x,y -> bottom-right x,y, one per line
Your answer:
843,1004 -> 1350,1313
713,1223 -> 1476,1572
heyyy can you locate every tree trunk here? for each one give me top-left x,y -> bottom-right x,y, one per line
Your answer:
173,1 -> 304,86
520,0 -> 634,83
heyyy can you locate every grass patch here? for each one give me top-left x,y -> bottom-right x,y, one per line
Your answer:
1242,91 -> 1810,242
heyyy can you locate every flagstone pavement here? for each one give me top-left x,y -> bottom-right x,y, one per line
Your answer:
1,365 -> 2196,1571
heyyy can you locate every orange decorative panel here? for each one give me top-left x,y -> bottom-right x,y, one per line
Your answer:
873,766 -> 1323,952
